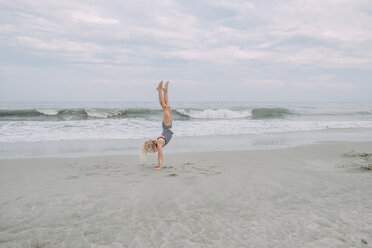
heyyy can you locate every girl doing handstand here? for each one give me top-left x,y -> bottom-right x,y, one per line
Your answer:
142,81 -> 173,170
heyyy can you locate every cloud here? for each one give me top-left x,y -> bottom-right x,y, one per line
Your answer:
2,0 -> 371,68
206,0 -> 255,11
0,0 -> 371,101
16,36 -> 102,53
166,46 -> 271,64
244,75 -> 356,90
71,11 -> 120,25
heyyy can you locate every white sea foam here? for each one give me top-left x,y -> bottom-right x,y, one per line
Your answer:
85,108 -> 111,118
2,118 -> 372,143
177,109 -> 252,119
36,108 -> 59,116
1,102 -> 372,144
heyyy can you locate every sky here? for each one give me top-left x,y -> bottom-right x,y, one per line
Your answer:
0,0 -> 371,102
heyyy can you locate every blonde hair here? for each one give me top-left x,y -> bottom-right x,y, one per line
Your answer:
142,139 -> 157,154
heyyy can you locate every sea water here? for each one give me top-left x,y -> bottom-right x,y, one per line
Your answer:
1,101 -> 372,158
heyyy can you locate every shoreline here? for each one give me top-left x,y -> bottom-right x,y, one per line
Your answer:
0,140 -> 371,161
1,127 -> 372,159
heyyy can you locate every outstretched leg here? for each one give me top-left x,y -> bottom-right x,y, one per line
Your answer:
157,81 -> 165,107
162,81 -> 172,122
163,81 -> 170,107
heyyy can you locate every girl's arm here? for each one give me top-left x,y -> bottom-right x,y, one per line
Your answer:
155,142 -> 163,169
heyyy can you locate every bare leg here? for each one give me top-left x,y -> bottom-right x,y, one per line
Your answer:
157,81 -> 165,107
162,81 -> 172,122
162,81 -> 169,106
157,81 -> 163,91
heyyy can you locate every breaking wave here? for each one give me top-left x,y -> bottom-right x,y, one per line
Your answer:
176,108 -> 294,119
3,106 -> 370,121
0,108 -> 136,121
176,109 -> 252,119
0,107 -> 294,121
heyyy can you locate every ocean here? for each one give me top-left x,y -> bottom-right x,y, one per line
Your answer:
1,101 -> 372,158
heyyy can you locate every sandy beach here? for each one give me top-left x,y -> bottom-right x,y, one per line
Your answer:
1,141 -> 372,248
2,0 -> 372,246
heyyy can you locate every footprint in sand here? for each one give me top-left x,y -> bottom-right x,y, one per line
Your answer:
343,151 -> 372,171
65,175 -> 79,180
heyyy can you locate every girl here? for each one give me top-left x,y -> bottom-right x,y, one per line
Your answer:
142,81 -> 173,170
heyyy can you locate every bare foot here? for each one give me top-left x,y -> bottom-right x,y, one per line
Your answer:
162,81 -> 169,91
154,166 -> 162,170
157,81 -> 163,91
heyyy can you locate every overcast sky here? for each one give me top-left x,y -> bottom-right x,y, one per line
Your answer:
0,0 -> 371,102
